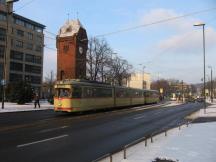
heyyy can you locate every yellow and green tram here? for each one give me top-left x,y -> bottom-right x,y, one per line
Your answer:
54,79 -> 159,112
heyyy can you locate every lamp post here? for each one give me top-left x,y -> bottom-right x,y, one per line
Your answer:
139,64 -> 146,89
208,66 -> 213,103
194,22 -> 206,113
1,0 -> 19,109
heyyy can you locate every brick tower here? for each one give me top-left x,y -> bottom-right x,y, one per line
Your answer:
56,19 -> 88,80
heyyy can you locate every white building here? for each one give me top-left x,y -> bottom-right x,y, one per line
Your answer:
127,72 -> 151,90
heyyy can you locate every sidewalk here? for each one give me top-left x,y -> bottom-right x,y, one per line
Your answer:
0,100 -> 53,113
99,102 -> 216,162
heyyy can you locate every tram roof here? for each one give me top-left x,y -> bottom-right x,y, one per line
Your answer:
55,79 -> 158,92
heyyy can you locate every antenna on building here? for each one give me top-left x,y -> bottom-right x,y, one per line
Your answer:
76,12 -> 79,20
67,13 -> 70,22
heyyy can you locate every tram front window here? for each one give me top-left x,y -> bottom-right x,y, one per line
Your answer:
56,88 -> 71,98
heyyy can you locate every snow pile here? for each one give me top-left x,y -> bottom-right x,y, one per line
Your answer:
187,103 -> 216,120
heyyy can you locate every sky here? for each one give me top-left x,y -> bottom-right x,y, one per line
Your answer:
13,0 -> 216,83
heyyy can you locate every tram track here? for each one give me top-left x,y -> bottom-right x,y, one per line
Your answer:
0,102 -> 170,133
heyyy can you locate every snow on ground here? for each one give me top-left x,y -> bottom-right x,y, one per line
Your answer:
162,101 -> 182,107
0,100 -> 53,113
99,102 -> 216,162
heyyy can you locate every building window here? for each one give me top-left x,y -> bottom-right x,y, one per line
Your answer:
35,26 -> 43,33
0,0 -> 5,4
9,73 -> 23,82
27,32 -> 33,40
10,62 -> 23,72
10,50 -> 23,61
36,35 -> 42,41
25,64 -> 41,74
0,45 -> 5,58
63,45 -> 69,53
14,18 -> 25,26
0,12 -> 6,21
35,45 -> 42,52
0,27 -> 6,41
25,75 -> 41,84
25,54 -> 41,64
26,43 -> 33,50
15,40 -> 23,48
16,29 -> 24,37
25,22 -> 34,30
0,63 -> 3,81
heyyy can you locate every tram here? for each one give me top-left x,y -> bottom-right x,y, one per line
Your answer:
54,79 -> 159,112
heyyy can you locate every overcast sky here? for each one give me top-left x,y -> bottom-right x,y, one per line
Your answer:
14,0 -> 216,83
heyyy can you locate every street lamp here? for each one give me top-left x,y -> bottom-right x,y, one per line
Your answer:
1,0 -> 19,109
194,22 -> 206,113
139,64 -> 146,89
208,66 -> 213,103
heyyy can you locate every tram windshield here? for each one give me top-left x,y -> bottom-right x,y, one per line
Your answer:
55,88 -> 71,98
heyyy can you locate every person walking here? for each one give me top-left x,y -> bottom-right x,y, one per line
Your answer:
34,94 -> 40,108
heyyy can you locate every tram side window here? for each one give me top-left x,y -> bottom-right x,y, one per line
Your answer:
116,88 -> 130,98
145,91 -> 151,97
72,86 -> 82,98
83,87 -> 93,98
95,88 -> 112,98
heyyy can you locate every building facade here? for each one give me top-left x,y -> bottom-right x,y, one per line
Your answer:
56,19 -> 88,80
0,1 -> 45,91
127,73 -> 151,90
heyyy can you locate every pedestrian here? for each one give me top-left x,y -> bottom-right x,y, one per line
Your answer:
34,94 -> 40,108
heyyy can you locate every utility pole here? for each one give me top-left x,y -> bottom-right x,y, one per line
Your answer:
210,67 -> 213,103
181,80 -> 184,103
194,23 -> 206,113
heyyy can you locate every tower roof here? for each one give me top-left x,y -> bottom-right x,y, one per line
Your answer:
58,19 -> 84,37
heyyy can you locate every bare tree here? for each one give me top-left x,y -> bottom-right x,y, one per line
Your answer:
42,71 -> 55,100
86,37 -> 112,81
108,56 -> 133,86
86,37 -> 133,85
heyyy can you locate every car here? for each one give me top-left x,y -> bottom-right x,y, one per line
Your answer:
196,97 -> 205,102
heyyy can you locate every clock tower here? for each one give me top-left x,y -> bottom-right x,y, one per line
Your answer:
56,19 -> 88,80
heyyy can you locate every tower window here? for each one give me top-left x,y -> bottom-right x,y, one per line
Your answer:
63,45 -> 69,53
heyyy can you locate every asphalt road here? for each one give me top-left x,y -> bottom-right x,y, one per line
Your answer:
0,102 -> 203,162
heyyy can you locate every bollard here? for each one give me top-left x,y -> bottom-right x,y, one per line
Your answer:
145,139 -> 147,146
151,136 -> 153,143
165,130 -> 167,136
110,154 -> 112,162
124,146 -> 126,159
179,125 -> 181,130
186,121 -> 189,127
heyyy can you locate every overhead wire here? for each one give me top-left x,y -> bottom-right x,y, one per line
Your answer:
95,7 -> 216,37
14,0 -> 37,12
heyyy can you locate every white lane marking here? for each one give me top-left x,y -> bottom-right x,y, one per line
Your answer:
134,115 -> 146,120
134,110 -> 163,120
154,111 -> 162,115
39,126 -> 68,133
17,134 -> 68,148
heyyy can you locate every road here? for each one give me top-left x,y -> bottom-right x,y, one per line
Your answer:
0,102 -> 203,162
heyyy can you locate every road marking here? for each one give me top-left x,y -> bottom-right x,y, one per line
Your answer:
39,126 -> 68,133
17,134 -> 68,148
134,115 -> 146,120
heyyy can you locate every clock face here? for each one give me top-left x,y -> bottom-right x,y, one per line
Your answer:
79,46 -> 83,54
